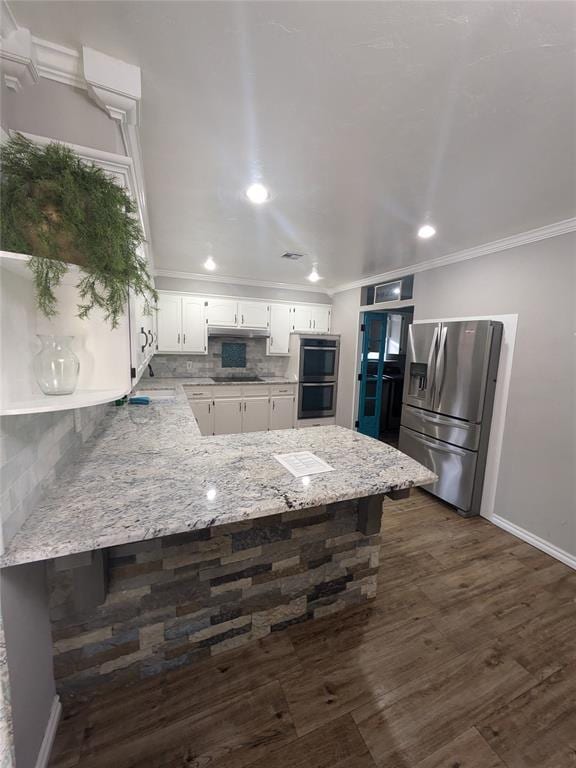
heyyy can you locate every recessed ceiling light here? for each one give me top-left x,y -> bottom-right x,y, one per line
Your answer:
307,265 -> 321,283
204,256 -> 216,271
245,183 -> 269,204
418,224 -> 437,239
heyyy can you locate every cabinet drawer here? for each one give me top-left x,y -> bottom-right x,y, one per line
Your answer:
270,384 -> 296,396
242,385 -> 270,398
212,385 -> 243,398
184,387 -> 213,399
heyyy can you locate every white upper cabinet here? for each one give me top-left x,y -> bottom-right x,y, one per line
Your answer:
206,298 -> 238,327
157,293 -> 182,352
182,296 -> 207,353
292,304 -> 331,333
292,305 -> 313,332
310,305 -> 331,333
239,301 -> 269,329
268,304 -> 291,355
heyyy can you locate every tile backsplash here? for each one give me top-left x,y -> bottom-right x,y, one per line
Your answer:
0,404 -> 110,552
145,337 -> 291,379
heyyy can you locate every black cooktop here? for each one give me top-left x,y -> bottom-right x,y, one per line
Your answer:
210,376 -> 264,383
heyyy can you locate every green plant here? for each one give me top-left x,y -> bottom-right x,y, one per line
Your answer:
0,133 -> 157,327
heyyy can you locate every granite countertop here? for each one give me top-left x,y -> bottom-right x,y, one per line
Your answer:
142,376 -> 297,387
0,381 -> 436,568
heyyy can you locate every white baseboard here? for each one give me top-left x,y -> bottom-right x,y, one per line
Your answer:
34,696 -> 61,768
489,514 -> 576,571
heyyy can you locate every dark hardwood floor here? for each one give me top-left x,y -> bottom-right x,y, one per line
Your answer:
49,490 -> 576,768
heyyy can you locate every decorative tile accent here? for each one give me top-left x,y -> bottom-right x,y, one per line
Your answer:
48,498 -> 381,699
221,342 -> 246,368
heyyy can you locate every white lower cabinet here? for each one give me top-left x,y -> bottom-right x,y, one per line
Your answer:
243,397 -> 270,432
270,396 -> 295,430
190,399 -> 213,435
187,384 -> 297,436
213,398 -> 243,435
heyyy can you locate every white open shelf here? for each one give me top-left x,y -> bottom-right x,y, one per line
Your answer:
1,250 -> 132,415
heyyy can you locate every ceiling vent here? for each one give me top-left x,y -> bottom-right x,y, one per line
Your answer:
281,252 -> 304,261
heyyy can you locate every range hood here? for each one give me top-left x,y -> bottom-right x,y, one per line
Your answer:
207,326 -> 270,338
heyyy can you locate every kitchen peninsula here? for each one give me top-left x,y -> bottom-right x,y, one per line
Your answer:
0,382 -> 435,696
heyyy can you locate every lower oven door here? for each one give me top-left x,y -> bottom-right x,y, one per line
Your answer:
398,426 -> 477,512
298,383 -> 337,419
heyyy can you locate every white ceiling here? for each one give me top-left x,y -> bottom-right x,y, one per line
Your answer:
11,1 -> 576,290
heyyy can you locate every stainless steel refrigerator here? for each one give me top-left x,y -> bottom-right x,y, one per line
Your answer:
398,320 -> 502,517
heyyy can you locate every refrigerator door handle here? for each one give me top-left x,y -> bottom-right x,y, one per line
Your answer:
434,326 -> 448,410
426,326 -> 440,408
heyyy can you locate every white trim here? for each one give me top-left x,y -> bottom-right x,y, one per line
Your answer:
0,0 -> 18,38
488,515 -> 576,572
332,218 -> 576,294
34,696 -> 61,768
32,36 -> 83,88
157,287 -> 330,307
154,269 -> 331,295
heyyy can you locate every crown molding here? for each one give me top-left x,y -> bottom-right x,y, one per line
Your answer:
32,36 -> 83,88
154,268 -> 331,295
0,0 -> 18,38
331,217 -> 576,294
82,46 -> 141,126
0,26 -> 38,91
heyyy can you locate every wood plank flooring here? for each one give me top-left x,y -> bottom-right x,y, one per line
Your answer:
49,490 -> 576,768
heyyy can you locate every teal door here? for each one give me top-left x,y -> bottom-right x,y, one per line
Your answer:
357,312 -> 389,438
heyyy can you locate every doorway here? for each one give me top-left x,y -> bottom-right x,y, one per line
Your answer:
357,308 -> 413,444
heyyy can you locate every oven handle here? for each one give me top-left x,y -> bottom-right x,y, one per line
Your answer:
301,345 -> 338,351
300,382 -> 336,387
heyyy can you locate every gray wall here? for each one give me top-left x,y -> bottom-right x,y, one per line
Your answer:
332,287 -> 361,428
1,564 -> 54,768
1,78 -> 124,153
0,74 -> 122,768
331,233 -> 575,559
155,275 -> 332,304
413,232 -> 575,558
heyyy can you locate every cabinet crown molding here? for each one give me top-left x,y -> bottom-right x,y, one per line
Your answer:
0,26 -> 39,91
82,46 -> 141,125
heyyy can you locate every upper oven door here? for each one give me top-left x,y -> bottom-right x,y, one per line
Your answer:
300,343 -> 339,381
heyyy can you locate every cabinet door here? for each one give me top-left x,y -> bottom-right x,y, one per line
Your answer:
213,398 -> 243,435
182,296 -> 207,354
292,305 -> 312,332
270,396 -> 294,430
206,299 -> 238,327
310,305 -> 331,333
239,302 -> 269,329
268,304 -> 291,355
157,293 -> 182,352
242,397 -> 269,433
190,399 -> 213,435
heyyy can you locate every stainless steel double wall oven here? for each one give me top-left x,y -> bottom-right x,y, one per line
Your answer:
298,335 -> 340,419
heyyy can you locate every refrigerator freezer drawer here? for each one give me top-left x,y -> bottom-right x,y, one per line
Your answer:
399,426 -> 478,512
400,406 -> 481,450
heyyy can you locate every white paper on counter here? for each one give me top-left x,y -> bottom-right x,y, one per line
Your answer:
274,451 -> 335,478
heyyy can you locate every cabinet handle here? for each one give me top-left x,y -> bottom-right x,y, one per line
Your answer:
140,327 -> 147,353
270,336 -> 274,347
177,333 -> 180,344
244,402 -> 247,412
208,403 -> 211,413
234,314 -> 237,325
241,314 -> 244,324
183,333 -> 186,345
147,330 -> 153,347
272,401 -> 275,410
239,402 -> 242,412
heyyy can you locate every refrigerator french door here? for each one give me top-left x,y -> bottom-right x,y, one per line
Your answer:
399,320 -> 502,516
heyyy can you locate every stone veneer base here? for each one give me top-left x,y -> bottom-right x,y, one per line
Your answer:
48,498 -> 380,698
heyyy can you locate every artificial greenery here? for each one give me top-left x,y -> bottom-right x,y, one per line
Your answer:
0,133 -> 157,327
